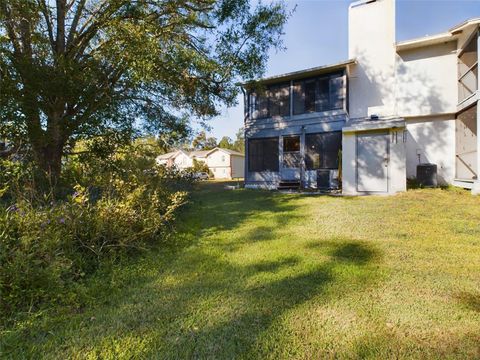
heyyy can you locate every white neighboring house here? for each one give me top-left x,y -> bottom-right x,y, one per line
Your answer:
156,150 -> 192,170
241,0 -> 480,195
206,148 -> 245,179
156,148 -> 245,179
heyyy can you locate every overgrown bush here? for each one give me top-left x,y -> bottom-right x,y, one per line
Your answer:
0,141 -> 193,321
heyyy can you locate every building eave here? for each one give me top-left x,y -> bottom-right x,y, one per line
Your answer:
396,32 -> 455,52
238,59 -> 356,88
396,18 -> 480,52
449,17 -> 480,34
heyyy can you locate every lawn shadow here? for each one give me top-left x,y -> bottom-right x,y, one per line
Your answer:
455,291 -> 480,313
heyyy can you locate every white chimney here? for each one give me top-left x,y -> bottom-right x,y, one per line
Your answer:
348,0 -> 396,119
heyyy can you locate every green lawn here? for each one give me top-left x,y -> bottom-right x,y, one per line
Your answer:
3,182 -> 480,359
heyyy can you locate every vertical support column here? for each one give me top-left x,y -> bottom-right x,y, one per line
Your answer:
289,80 -> 294,118
300,126 -> 306,189
242,88 -> 249,185
278,135 -> 283,186
472,29 -> 480,195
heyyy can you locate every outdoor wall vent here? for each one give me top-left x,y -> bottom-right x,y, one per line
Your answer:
370,114 -> 379,120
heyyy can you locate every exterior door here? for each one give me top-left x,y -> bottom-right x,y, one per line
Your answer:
356,132 -> 389,192
281,135 -> 301,180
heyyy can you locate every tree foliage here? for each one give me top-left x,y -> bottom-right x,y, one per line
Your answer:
191,130 -> 216,150
218,136 -> 233,150
233,127 -> 245,153
0,0 -> 288,181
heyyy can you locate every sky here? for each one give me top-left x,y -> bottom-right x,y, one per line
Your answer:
202,0 -> 480,141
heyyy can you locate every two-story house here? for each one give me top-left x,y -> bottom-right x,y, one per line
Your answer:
241,0 -> 479,195
156,147 -> 245,179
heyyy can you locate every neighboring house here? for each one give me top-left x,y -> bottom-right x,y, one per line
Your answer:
206,148 -> 245,179
241,0 -> 479,195
156,148 -> 245,179
156,151 -> 178,167
156,150 -> 192,170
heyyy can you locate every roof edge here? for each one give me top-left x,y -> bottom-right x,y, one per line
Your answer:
396,17 -> 480,51
238,59 -> 356,87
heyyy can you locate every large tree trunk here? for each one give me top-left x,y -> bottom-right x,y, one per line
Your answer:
29,114 -> 67,186
35,143 -> 64,185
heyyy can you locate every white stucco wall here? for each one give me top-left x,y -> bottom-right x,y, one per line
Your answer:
390,129 -> 407,193
348,0 -> 396,119
405,116 -> 456,185
396,42 -> 458,116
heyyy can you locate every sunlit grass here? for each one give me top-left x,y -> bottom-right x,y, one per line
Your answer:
2,183 -> 480,359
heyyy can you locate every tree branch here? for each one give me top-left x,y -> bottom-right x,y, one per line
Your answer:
66,0 -> 86,48
37,0 -> 55,52
56,0 -> 67,54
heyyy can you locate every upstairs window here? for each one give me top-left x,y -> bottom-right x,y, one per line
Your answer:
248,72 -> 346,119
250,82 -> 290,119
293,73 -> 345,115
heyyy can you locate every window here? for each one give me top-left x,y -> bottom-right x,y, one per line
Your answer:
305,132 -> 342,170
248,137 -> 279,172
249,72 -> 345,119
221,155 -> 225,162
250,83 -> 290,119
293,73 -> 345,115
283,136 -> 301,168
269,83 -> 290,117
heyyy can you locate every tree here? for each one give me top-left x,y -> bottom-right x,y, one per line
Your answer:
191,131 -> 216,151
0,0 -> 288,183
233,127 -> 245,153
192,131 -> 207,150
203,136 -> 217,151
218,136 -> 233,150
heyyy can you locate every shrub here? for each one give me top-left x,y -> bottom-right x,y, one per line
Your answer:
0,142 -> 193,322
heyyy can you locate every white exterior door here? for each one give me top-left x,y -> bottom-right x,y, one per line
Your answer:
356,133 -> 389,192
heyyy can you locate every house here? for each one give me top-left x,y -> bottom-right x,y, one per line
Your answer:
241,0 -> 479,195
206,148 -> 245,179
156,148 -> 245,179
156,150 -> 193,170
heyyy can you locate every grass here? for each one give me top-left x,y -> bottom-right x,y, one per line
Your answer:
2,182 -> 480,359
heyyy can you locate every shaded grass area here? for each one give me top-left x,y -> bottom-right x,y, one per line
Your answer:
2,182 -> 480,359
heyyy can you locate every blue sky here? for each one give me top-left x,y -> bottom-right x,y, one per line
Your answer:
204,0 -> 480,141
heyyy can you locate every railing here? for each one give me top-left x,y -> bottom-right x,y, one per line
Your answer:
458,62 -> 478,104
